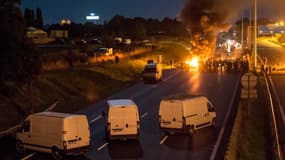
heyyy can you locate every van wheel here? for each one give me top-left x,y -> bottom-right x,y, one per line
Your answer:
188,125 -> 194,136
52,147 -> 63,160
16,140 -> 24,153
211,118 -> 216,128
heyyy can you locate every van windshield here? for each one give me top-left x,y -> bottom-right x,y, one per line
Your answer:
207,103 -> 215,112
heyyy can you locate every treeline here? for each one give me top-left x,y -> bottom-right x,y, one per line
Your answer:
49,15 -> 189,41
0,0 -> 40,98
24,8 -> 43,29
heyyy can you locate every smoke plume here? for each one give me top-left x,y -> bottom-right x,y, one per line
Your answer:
179,0 -> 285,56
179,0 -> 249,55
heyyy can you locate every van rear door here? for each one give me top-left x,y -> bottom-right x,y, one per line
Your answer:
64,118 -> 79,149
170,101 -> 183,129
110,107 -> 124,135
76,116 -> 90,147
160,101 -> 183,129
123,107 -> 138,135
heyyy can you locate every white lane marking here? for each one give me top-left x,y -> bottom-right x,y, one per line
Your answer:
269,76 -> 285,127
97,142 -> 108,151
130,71 -> 179,99
21,152 -> 36,160
163,71 -> 179,82
90,115 -> 102,124
141,112 -> 148,118
210,72 -> 241,160
160,135 -> 168,144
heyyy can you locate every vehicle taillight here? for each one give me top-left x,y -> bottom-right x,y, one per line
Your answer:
63,141 -> 67,150
137,121 -> 140,133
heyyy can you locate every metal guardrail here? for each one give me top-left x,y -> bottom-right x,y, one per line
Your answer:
210,73 -> 241,160
264,72 -> 283,160
0,101 -> 58,138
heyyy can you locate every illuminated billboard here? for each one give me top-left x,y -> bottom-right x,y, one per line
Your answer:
86,13 -> 99,20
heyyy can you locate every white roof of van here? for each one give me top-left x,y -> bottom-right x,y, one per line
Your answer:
107,99 -> 136,107
162,94 -> 206,101
146,63 -> 157,67
33,112 -> 83,118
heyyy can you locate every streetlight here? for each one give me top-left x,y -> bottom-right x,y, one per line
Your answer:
254,0 -> 257,69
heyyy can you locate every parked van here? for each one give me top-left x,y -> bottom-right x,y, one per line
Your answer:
16,112 -> 91,160
142,62 -> 162,83
123,38 -> 132,45
159,94 -> 216,135
105,99 -> 140,140
98,47 -> 113,56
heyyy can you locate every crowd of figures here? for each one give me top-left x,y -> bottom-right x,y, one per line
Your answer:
180,58 -> 249,73
200,58 -> 249,73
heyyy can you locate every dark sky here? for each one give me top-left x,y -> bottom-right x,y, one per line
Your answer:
21,0 -> 284,25
21,0 -> 185,25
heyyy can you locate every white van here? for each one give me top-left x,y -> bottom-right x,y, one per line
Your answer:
16,112 -> 91,160
98,47 -> 113,56
159,94 -> 216,135
142,62 -> 162,83
105,99 -> 140,140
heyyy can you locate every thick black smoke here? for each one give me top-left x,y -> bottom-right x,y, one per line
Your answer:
179,0 -> 284,44
180,0 -> 240,42
179,0 -> 249,55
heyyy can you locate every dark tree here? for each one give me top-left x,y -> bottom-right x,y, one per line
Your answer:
24,8 -> 35,27
0,0 -> 41,94
108,15 -> 127,37
35,8 -> 43,29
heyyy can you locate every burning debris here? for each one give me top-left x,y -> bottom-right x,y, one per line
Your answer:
179,0 -> 248,57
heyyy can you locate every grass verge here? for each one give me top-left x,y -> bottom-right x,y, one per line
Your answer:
225,75 -> 270,160
0,42 -> 188,131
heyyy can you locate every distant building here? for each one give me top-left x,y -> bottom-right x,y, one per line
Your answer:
26,27 -> 54,44
258,24 -> 285,35
60,19 -> 71,26
26,27 -> 48,39
50,30 -> 68,39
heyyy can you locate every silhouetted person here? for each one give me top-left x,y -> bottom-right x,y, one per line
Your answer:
115,55 -> 119,63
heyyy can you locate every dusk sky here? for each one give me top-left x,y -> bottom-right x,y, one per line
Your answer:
21,0 -> 184,25
21,0 -> 284,25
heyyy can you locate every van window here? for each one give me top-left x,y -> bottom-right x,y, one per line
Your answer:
23,121 -> 30,132
144,67 -> 156,72
207,103 -> 214,112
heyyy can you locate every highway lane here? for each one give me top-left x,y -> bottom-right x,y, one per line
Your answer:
4,69 -> 240,160
257,38 -> 285,158
83,69 -> 239,160
257,38 -> 285,67
270,76 -> 285,154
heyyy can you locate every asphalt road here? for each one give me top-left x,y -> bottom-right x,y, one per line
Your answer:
257,38 -> 285,158
0,68 -> 241,160
82,70 -> 240,160
257,38 -> 285,67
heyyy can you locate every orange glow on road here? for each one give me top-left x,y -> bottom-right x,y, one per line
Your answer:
188,72 -> 200,93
